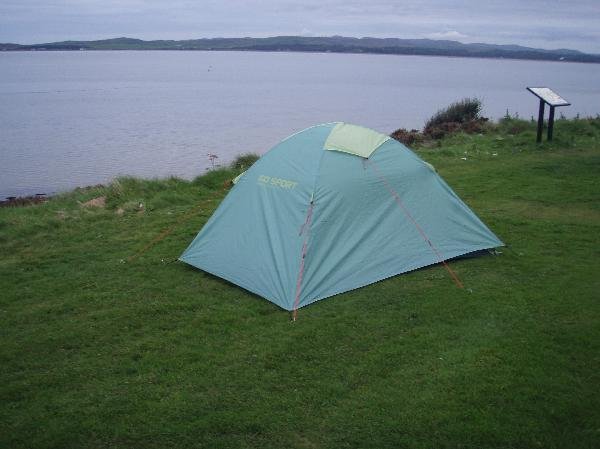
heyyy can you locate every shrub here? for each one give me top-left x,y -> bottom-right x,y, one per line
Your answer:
230,153 -> 260,171
390,128 -> 423,146
497,117 -> 532,135
193,168 -> 237,190
425,98 -> 482,131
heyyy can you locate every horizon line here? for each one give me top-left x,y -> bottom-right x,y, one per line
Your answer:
2,35 -> 598,56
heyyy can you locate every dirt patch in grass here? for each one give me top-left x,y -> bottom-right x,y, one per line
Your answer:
80,196 -> 106,208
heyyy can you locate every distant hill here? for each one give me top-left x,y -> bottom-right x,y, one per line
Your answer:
2,36 -> 599,63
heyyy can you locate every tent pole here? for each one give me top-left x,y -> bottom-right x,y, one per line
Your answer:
292,201 -> 315,321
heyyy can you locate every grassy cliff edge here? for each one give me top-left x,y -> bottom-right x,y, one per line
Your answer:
1,118 -> 599,449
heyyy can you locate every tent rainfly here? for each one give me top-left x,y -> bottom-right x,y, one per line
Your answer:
180,123 -> 503,316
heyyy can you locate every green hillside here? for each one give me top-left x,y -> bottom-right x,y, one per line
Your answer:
4,36 -> 600,63
1,117 -> 599,448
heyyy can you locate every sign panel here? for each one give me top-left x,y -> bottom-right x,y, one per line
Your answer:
527,87 -> 570,107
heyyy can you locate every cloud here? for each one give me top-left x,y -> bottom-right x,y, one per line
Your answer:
299,28 -> 315,37
0,0 -> 599,52
426,30 -> 469,41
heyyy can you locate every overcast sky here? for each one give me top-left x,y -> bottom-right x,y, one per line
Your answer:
2,0 -> 599,53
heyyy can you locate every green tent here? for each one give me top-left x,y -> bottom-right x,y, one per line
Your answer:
180,123 -> 503,314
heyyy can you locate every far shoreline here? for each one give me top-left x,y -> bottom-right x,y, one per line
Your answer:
3,35 -> 599,64
2,47 -> 600,65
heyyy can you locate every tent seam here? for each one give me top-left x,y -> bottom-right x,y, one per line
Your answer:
291,149 -> 328,318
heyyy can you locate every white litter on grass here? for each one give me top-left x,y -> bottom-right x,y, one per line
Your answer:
492,153 -> 498,156
461,157 -> 467,160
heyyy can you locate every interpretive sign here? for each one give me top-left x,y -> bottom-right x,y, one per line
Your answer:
527,87 -> 570,107
526,87 -> 570,142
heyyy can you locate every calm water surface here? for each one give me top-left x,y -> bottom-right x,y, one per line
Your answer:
1,51 -> 599,198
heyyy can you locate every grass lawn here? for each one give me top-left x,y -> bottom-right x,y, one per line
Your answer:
1,118 -> 599,448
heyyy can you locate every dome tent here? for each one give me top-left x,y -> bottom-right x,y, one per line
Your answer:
180,123 -> 503,315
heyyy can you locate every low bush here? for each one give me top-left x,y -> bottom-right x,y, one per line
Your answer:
230,153 -> 260,171
422,98 -> 487,139
425,98 -> 482,130
192,168 -> 237,190
390,128 -> 423,146
496,117 -> 533,135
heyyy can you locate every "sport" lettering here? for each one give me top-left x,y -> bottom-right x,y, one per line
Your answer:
258,175 -> 298,190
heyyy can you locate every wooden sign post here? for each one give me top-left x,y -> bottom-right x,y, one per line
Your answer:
526,87 -> 570,143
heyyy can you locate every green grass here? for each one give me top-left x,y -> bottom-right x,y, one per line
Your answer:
1,119 -> 599,449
